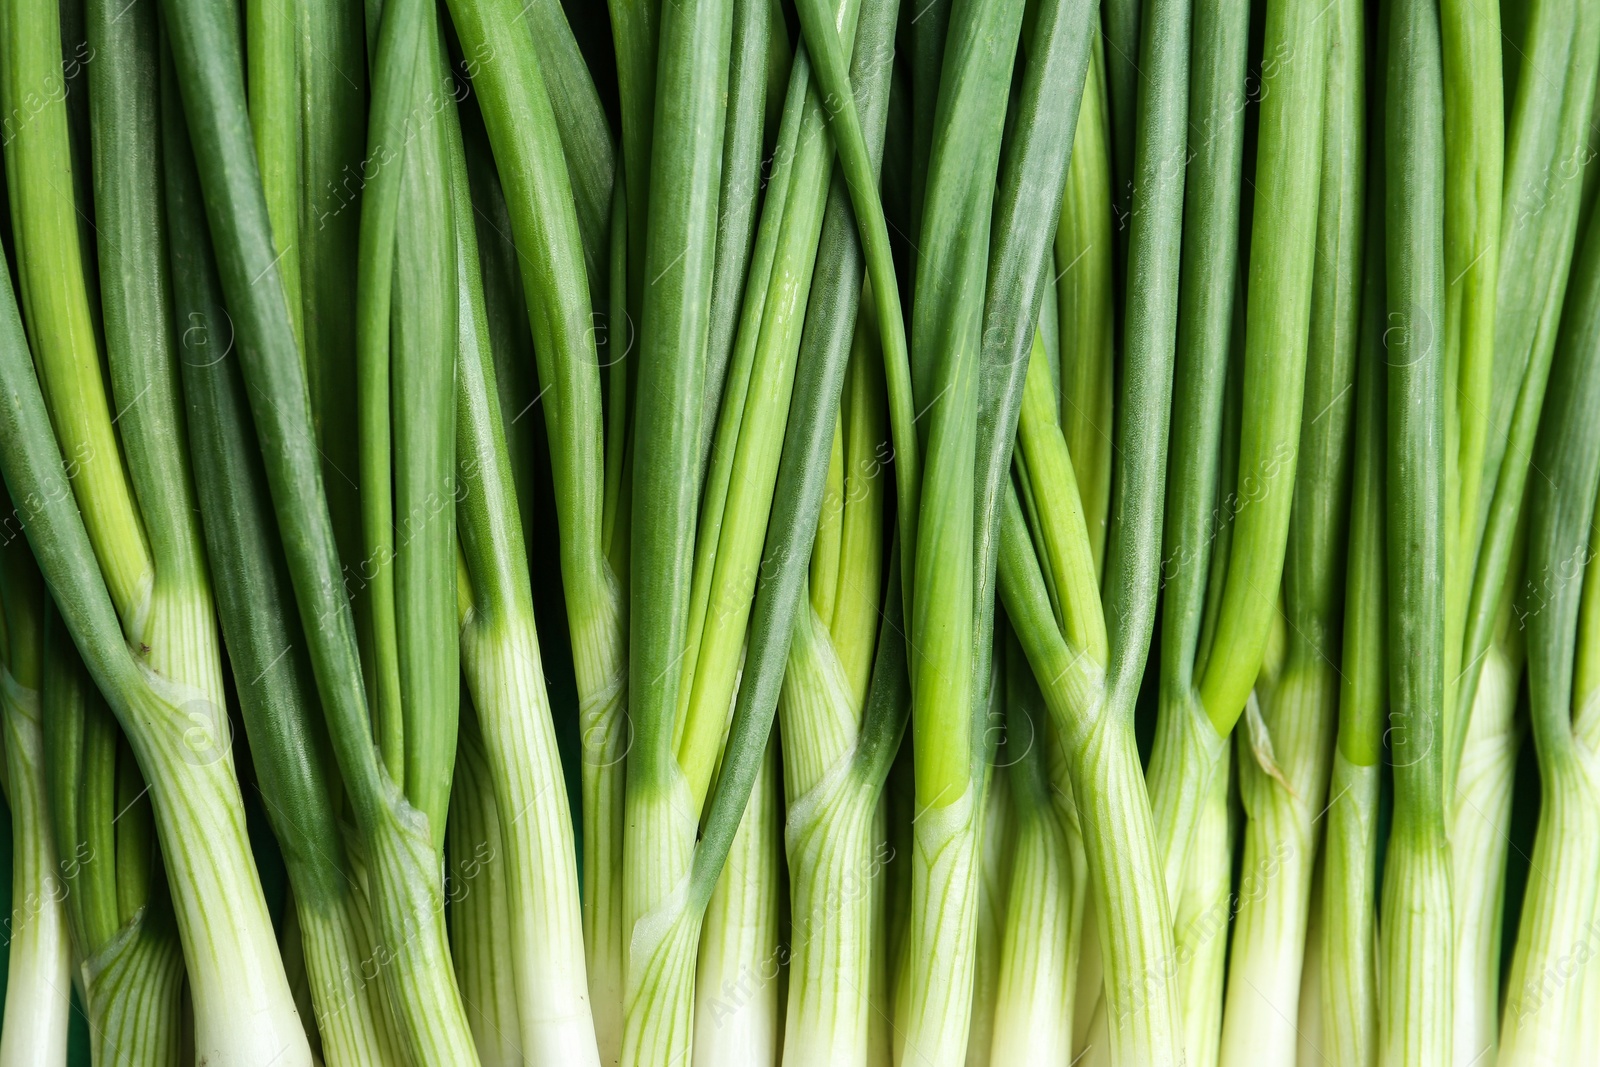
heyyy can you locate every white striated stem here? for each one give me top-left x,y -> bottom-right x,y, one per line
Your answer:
1074,717 -> 1184,1067
621,766 -> 700,1067
966,766 -> 1015,1067
299,894 -> 402,1067
462,616 -> 600,1065
83,909 -> 184,1067
129,674 -> 310,1066
988,778 -> 1083,1066
359,785 -> 481,1065
782,761 -> 879,1067
131,588 -> 309,1066
449,723 -> 523,1067
0,673 -> 70,1067
574,594 -> 630,1067
1176,745 -> 1233,1067
1448,635 -> 1521,1067
1315,751 -> 1379,1067
693,737 -> 783,1067
1146,690 -> 1230,909
896,787 -> 981,1067
1494,756 -> 1600,1067
1377,822 -> 1453,1067
621,881 -> 705,1067
1219,668 -> 1337,1067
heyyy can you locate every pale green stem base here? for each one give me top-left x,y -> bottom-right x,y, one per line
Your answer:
575,601 -> 629,1067
1296,875 -> 1326,1064
1495,757 -> 1600,1066
130,672 -> 311,1067
1377,823 -> 1452,1067
988,782 -> 1083,1064
621,884 -> 705,1067
1447,640 -> 1521,1067
1314,751 -> 1379,1067
1146,691 -> 1229,913
361,787 -> 481,1065
967,768 -> 1016,1066
621,766 -> 699,1067
1176,745 -> 1232,1067
449,724 -> 523,1067
692,739 -> 782,1066
1072,718 -> 1184,1067
0,674 -> 70,1067
299,895 -> 401,1067
83,910 -> 184,1067
782,757 -> 880,1067
1219,668 -> 1337,1067
463,619 -> 600,1065
896,786 -> 980,1067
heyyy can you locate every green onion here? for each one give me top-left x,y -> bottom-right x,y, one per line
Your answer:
1217,0 -> 1363,1056
618,0 -> 733,1060
1495,189 -> 1600,1067
1305,26 -> 1389,1057
0,546 -> 72,1066
1378,0 -> 1449,1054
164,63 -> 396,1063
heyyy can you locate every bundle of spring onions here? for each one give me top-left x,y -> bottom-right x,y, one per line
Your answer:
0,0 -> 1595,1063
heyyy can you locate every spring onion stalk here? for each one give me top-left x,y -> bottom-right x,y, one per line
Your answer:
37,604 -> 183,1067
1173,741 -> 1233,1067
678,0 -> 896,1058
671,0 -> 890,1053
448,712 -> 521,1066
890,0 -> 1026,1057
673,4 -> 918,1056
1447,540 -> 1526,1064
673,0 -> 867,830
1,0 -> 313,1056
446,71 -> 602,1062
295,0 -> 366,575
786,0 -> 918,616
1109,4 -> 1241,1053
766,0 -> 899,1055
967,681 -> 1014,1067
1118,0 -> 1247,1048
1495,202 -> 1600,1066
163,79 -> 398,1065
349,4 -> 480,1054
1002,343 -> 1175,1067
515,0 -> 615,293
1309,98 -> 1389,1064
1438,0 -> 1503,804
1052,50 -> 1115,1045
699,0 -> 772,477
443,0 -> 631,1056
623,5 -> 911,1055
987,630 -> 1085,1066
617,0 -> 733,1060
604,0 -> 658,327
776,349 -> 888,1064
1055,36 -> 1115,576
0,546 -> 70,1067
966,0 -> 1097,934
1453,0 -> 1600,790
690,737 -> 783,1066
1216,0 -> 1363,1057
1378,0 -> 1449,1054
1145,0 -> 1326,986
1025,0 -> 1194,1055
161,0 -> 483,1055
782,526 -> 910,1067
